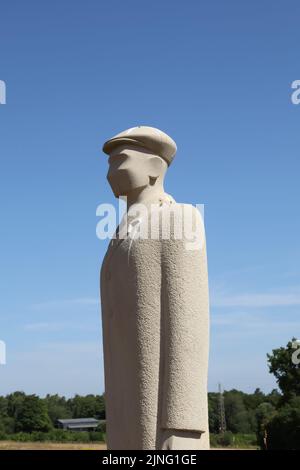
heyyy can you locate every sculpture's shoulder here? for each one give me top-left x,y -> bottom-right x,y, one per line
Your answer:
158,201 -> 204,235
163,201 -> 203,220
144,199 -> 205,250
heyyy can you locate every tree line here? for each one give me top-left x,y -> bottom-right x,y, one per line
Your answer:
0,394 -> 106,442
0,338 -> 299,448
210,338 -> 300,449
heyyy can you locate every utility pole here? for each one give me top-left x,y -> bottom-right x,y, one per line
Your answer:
218,383 -> 226,434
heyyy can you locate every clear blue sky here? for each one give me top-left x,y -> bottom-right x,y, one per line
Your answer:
0,0 -> 299,397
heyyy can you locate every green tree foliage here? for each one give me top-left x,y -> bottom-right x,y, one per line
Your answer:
207,388 -> 276,435
0,392 -> 106,442
255,402 -> 276,448
44,394 -> 72,426
266,397 -> 300,449
224,390 -> 256,433
266,389 -> 281,408
243,388 -> 265,410
208,393 -> 219,433
7,391 -> 26,429
68,394 -> 105,420
15,395 -> 52,433
267,338 -> 300,400
264,339 -> 300,449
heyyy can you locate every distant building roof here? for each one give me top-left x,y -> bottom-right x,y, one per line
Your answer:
57,418 -> 100,429
58,418 -> 99,425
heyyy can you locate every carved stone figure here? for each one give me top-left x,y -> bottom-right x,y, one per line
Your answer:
100,126 -> 210,450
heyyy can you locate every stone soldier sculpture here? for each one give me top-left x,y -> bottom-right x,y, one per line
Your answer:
100,126 -> 210,450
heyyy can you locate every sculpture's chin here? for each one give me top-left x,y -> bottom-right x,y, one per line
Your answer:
112,188 -> 121,198
109,181 -> 128,198
109,182 -> 122,198
114,184 -> 148,200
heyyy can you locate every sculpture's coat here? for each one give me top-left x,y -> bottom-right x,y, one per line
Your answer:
100,201 -> 210,450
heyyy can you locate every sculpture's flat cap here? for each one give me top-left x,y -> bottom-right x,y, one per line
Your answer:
103,126 -> 177,165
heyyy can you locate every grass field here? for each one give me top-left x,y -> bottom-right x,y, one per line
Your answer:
0,441 -> 257,450
0,441 -> 107,450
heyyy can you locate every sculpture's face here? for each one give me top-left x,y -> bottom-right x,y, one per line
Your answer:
107,144 -> 162,197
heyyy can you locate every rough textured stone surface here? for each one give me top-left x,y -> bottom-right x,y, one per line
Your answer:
101,202 -> 210,450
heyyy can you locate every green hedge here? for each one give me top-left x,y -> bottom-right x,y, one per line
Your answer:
210,432 -> 257,448
0,430 -> 104,443
0,430 -> 256,448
